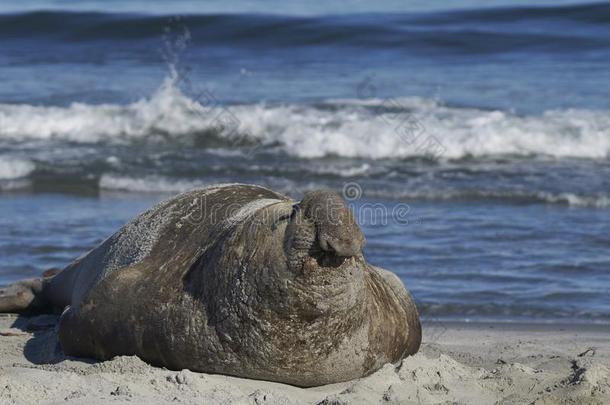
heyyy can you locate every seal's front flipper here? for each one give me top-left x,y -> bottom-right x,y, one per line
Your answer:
0,279 -> 46,314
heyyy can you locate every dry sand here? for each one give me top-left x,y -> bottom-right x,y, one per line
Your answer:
1,314 -> 609,404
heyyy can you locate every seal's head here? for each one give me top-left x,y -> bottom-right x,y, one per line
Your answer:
284,190 -> 365,272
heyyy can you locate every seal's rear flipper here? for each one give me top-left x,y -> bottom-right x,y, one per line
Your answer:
0,279 -> 47,314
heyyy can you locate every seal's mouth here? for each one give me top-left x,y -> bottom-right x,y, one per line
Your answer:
301,250 -> 354,279
312,249 -> 348,268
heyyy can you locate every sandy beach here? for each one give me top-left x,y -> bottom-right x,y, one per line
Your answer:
1,314 -> 608,404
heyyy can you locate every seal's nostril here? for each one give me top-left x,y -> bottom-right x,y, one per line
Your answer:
327,238 -> 360,258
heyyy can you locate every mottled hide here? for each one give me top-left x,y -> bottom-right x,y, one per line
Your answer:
0,184 -> 421,387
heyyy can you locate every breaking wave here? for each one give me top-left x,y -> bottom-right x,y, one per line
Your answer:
0,157 -> 35,180
96,174 -> 610,208
0,77 -> 609,160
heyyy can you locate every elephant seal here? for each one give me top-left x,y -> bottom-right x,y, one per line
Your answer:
0,184 -> 421,387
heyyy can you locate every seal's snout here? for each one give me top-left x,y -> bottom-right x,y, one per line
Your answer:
300,190 -> 366,259
319,232 -> 364,258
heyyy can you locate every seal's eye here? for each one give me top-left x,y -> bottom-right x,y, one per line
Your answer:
290,203 -> 300,219
272,204 -> 300,230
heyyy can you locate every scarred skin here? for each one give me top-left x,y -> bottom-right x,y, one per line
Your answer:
0,184 -> 421,387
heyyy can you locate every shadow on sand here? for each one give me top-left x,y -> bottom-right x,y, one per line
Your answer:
8,314 -> 70,365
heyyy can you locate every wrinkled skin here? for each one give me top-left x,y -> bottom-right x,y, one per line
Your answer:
0,184 -> 421,387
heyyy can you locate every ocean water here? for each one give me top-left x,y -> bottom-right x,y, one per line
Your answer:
1,0 -> 609,323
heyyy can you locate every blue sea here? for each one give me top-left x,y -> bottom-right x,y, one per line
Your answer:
1,0 -> 609,323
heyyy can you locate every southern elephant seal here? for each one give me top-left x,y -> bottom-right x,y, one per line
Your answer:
0,184 -> 421,387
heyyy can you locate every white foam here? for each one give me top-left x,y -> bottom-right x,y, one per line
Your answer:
0,179 -> 31,191
0,157 -> 35,180
99,174 -> 203,193
366,188 -> 610,208
1,77 -> 609,160
0,76 -> 207,143
311,163 -> 371,177
231,101 -> 610,159
98,172 -> 610,208
541,192 -> 610,208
